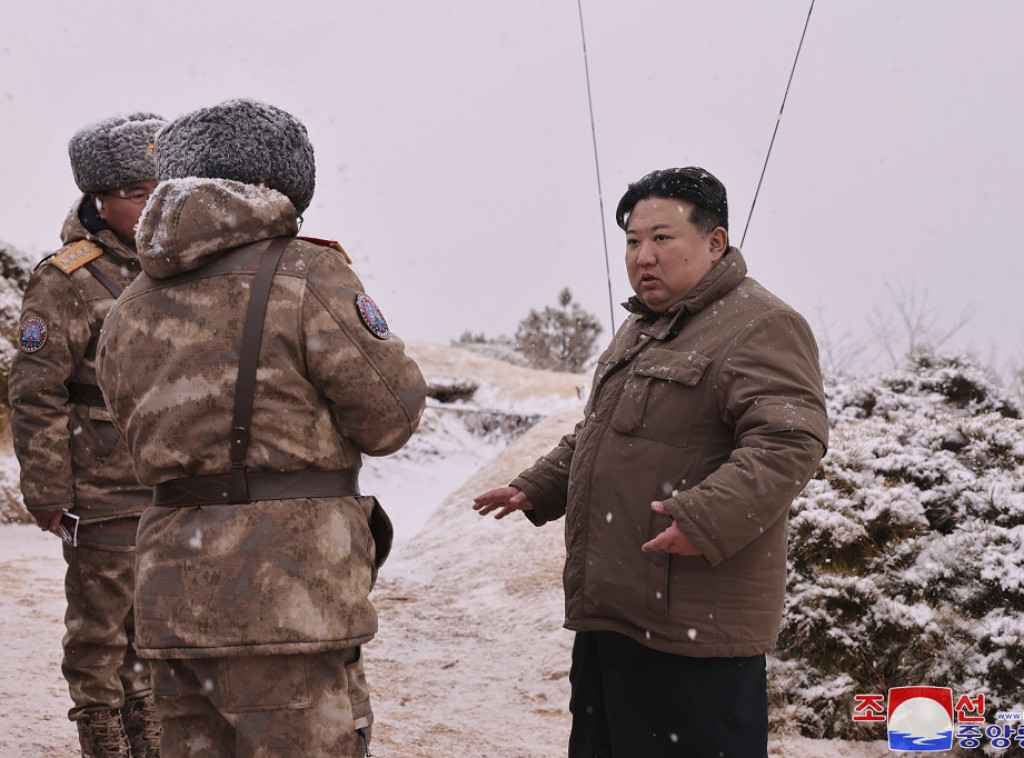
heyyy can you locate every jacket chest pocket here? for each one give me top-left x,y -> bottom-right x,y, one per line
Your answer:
70,406 -> 122,467
610,348 -> 710,448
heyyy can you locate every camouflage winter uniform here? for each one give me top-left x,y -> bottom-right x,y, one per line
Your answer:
8,197 -> 153,720
95,178 -> 426,755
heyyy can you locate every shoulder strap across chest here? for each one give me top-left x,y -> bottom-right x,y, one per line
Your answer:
227,236 -> 294,504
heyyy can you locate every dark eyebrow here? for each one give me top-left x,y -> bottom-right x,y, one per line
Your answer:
626,223 -> 674,235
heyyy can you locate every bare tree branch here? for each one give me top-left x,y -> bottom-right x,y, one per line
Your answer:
867,280 -> 974,369
812,306 -> 867,378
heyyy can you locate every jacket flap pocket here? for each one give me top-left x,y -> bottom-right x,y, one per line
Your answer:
634,348 -> 710,385
88,404 -> 114,423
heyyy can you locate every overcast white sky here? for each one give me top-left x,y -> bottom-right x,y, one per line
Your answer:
3,0 -> 1022,376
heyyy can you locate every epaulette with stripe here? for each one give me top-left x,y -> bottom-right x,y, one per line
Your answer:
297,236 -> 352,264
47,241 -> 103,274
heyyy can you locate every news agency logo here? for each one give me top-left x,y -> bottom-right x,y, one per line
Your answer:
853,687 -> 1000,751
855,688 -> 1024,751
885,687 -> 954,751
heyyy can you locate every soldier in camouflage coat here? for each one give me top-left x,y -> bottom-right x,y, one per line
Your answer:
96,99 -> 426,758
8,113 -> 165,758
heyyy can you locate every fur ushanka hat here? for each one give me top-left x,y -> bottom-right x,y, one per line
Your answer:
68,112 -> 166,193
155,98 -> 316,215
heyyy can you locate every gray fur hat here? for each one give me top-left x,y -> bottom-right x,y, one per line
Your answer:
155,98 -> 316,214
68,112 -> 166,193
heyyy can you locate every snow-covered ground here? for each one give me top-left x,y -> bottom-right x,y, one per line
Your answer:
0,342 -> 892,757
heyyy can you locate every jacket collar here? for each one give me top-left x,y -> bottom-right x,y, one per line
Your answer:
135,178 -> 299,279
623,247 -> 748,340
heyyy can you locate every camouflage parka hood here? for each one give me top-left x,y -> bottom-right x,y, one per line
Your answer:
136,178 -> 298,279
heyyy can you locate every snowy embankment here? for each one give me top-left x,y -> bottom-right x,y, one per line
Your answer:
0,342 -> 889,757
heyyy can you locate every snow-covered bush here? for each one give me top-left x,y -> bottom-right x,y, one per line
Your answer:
452,332 -> 532,368
0,240 -> 31,524
514,287 -> 602,373
1,239 -> 32,406
772,351 -> 1024,740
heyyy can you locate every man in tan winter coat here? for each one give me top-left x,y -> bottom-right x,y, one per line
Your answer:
475,167 -> 828,758
96,99 -> 426,758
8,112 -> 165,758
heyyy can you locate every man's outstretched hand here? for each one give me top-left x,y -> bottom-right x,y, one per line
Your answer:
472,487 -> 534,520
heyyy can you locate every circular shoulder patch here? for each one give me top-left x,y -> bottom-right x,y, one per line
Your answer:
18,317 -> 48,353
355,293 -> 390,340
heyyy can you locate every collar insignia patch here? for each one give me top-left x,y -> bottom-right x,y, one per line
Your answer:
298,236 -> 352,263
49,241 -> 103,275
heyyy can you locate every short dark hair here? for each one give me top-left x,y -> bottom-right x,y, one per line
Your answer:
615,166 -> 728,236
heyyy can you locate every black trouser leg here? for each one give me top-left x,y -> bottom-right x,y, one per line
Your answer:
568,630 -> 768,758
568,632 -> 614,758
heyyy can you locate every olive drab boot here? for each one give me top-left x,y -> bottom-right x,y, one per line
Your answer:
122,692 -> 161,757
76,708 -> 131,758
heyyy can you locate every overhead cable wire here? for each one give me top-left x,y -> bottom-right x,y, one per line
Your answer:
741,0 -> 816,248
577,0 -> 617,333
